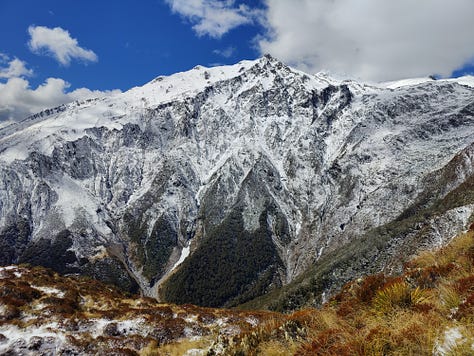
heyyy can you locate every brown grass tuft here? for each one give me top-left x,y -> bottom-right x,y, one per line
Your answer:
373,281 -> 430,314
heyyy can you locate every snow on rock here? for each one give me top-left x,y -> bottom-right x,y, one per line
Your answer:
451,75 -> 474,88
381,77 -> 435,89
0,266 -> 18,271
31,285 -> 65,298
0,266 -> 22,279
0,323 -> 67,355
379,75 -> 474,89
1,55 -> 474,304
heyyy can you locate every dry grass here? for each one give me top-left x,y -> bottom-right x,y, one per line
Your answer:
140,338 -> 212,356
293,229 -> 474,355
438,284 -> 462,311
3,229 -> 474,355
373,281 -> 430,314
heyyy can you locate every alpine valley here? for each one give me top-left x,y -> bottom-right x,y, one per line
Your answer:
1,55 -> 474,311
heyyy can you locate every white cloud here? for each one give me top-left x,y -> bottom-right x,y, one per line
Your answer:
165,0 -> 262,38
0,55 -> 33,79
28,25 -> 98,66
257,0 -> 474,81
213,46 -> 236,58
0,77 -> 120,122
0,29 -> 113,122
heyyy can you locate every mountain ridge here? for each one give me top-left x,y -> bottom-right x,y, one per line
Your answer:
1,56 -> 474,308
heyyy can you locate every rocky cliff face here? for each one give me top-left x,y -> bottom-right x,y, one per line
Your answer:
1,55 -> 474,307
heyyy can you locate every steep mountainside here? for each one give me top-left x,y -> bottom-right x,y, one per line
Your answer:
1,55 -> 474,307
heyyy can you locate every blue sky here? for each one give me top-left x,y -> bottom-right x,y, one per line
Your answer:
1,0 -> 474,122
0,0 -> 264,91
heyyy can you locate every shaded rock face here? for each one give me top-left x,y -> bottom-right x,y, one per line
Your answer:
1,56 -> 474,307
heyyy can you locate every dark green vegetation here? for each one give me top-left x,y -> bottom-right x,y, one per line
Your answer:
161,207 -> 283,307
17,229 -> 139,293
0,218 -> 30,265
19,230 -> 78,274
161,155 -> 290,308
83,256 -> 140,294
124,212 -> 177,282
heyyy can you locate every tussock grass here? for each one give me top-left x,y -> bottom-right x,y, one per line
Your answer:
291,229 -> 474,355
439,284 -> 462,311
140,338 -> 212,356
3,229 -> 474,355
373,281 -> 430,314
232,227 -> 469,354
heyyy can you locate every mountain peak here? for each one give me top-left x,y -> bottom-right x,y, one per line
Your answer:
1,54 -> 474,311
260,53 -> 280,64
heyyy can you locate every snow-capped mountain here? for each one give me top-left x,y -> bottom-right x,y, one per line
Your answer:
1,55 -> 474,307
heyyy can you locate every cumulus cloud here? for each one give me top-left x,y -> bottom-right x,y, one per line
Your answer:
0,33 -> 113,122
0,55 -> 33,79
165,0 -> 262,38
28,25 -> 98,66
0,77 -> 120,122
257,0 -> 474,81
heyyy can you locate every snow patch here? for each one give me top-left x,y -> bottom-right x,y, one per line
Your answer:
381,77 -> 435,89
245,316 -> 259,327
184,349 -> 207,356
89,318 -> 146,339
0,266 -> 18,271
51,175 -> 111,236
0,145 -> 29,163
450,75 -> 474,88
434,327 -> 464,355
116,319 -> 145,336
32,285 -> 65,298
215,318 -> 228,327
0,266 -> 22,279
184,314 -> 198,323
91,318 -> 110,338
379,75 -> 474,89
169,243 -> 191,272
0,323 -> 67,354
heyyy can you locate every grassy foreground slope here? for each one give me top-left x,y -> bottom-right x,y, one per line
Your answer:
2,228 -> 474,354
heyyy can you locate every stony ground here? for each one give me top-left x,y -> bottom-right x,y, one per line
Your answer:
0,265 -> 283,355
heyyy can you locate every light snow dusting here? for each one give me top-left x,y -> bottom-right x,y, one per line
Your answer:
1,55 -> 474,297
